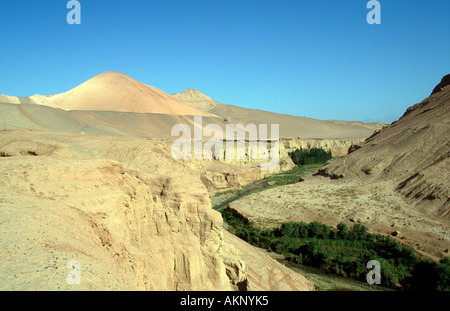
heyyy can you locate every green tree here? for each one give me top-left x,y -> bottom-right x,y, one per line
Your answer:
296,222 -> 309,239
321,223 -> 331,239
329,230 -> 338,240
308,221 -> 323,238
337,222 -> 348,239
288,147 -> 332,166
280,222 -> 295,237
301,240 -> 333,268
348,224 -> 368,241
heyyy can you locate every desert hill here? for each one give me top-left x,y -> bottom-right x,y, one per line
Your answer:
0,72 -> 386,140
173,89 -> 386,139
1,72 -> 210,116
48,72 -> 211,115
318,74 -> 450,217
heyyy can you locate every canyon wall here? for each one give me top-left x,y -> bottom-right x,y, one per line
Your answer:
183,138 -> 364,192
0,131 -> 314,291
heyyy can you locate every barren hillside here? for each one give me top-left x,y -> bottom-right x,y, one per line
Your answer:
318,74 -> 450,217
174,89 -> 385,139
0,130 -> 314,291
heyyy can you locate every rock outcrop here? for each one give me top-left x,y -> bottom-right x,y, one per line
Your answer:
431,74 -> 450,96
182,138 -> 364,192
279,138 -> 365,157
171,89 -> 221,113
0,131 -> 314,291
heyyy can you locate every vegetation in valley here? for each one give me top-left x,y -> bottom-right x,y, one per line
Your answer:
288,147 -> 333,166
218,146 -> 449,290
222,209 -> 450,291
212,147 -> 333,210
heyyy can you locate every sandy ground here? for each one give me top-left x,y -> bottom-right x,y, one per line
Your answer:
228,174 -> 449,261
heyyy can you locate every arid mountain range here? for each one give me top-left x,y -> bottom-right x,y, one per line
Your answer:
0,72 -> 385,139
0,72 -> 448,291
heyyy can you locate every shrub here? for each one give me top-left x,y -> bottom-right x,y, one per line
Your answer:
221,209 -> 448,291
288,147 -> 332,166
337,222 -> 349,239
308,221 -> 323,238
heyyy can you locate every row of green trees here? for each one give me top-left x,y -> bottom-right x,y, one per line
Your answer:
275,221 -> 371,241
221,209 -> 450,291
288,147 -> 332,165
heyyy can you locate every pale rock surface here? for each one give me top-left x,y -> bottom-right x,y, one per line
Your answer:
0,131 -> 314,291
171,89 -> 221,113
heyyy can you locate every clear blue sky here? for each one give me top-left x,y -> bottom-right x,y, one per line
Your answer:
0,0 -> 448,122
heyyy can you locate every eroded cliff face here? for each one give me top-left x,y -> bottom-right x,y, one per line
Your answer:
280,138 -> 366,157
0,157 -> 233,290
189,157 -> 295,192
0,131 -> 314,291
182,138 -> 365,192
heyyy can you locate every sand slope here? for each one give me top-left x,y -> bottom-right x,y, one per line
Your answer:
0,102 -> 222,138
173,89 -> 387,139
49,72 -> 211,115
319,74 -> 450,217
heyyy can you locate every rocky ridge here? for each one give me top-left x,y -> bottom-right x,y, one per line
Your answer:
318,75 -> 450,217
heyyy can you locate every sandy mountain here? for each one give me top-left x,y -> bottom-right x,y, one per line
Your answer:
0,72 -> 210,116
49,72 -> 212,115
0,72 -> 220,138
318,74 -> 450,217
1,72 -> 386,140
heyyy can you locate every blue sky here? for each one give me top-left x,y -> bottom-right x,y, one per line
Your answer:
0,0 -> 448,122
